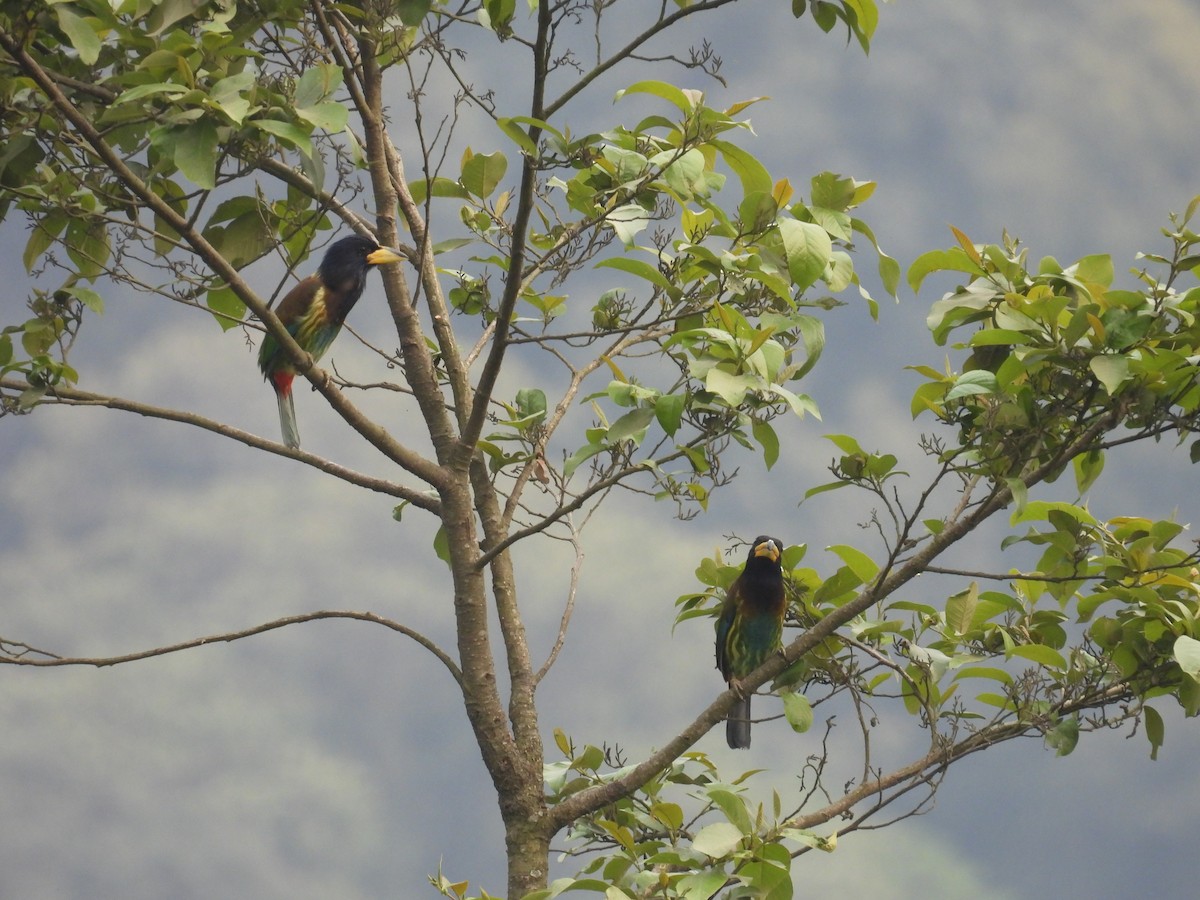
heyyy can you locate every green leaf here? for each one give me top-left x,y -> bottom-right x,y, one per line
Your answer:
595,256 -> 680,299
480,0 -> 516,32
54,6 -> 101,65
705,367 -> 753,406
23,212 -> 67,273
977,692 -> 1017,711
1005,477 -> 1028,517
563,442 -> 604,480
844,0 -> 880,44
426,238 -> 471,256
65,218 -> 109,278
205,208 -> 274,269
907,247 -> 986,295
691,822 -> 744,859
1073,253 -> 1114,287
495,118 -> 538,156
711,138 -> 773,197
777,219 -> 832,291
614,80 -> 696,114
706,787 -> 753,833
969,328 -> 1031,347
676,871 -> 730,900
780,691 -> 813,733
827,544 -> 877,582
205,285 -> 246,331
651,801 -> 684,831
1089,355 -> 1130,395
497,115 -> 564,156
824,433 -> 864,455
65,287 -> 104,314
395,0 -> 433,25
738,191 -> 779,236
752,419 -> 779,469
1144,705 -> 1165,760
781,312 -> 825,380
208,72 -> 255,125
461,150 -> 508,198
1073,449 -> 1105,495
433,525 -> 451,564
766,384 -> 819,419
654,393 -> 685,436
514,388 -> 547,425
1011,500 -> 1099,528
812,566 -> 863,607
1174,635 -> 1200,678
1045,715 -> 1079,757
294,64 -> 343,108
824,249 -> 855,292
1009,644 -> 1066,670
904,643 -> 952,681
945,370 -> 997,401
649,147 -> 709,200
810,171 -> 856,210
607,203 -> 652,247
147,0 -> 201,34
170,120 -> 219,189
409,177 -> 470,204
945,582 -> 979,636
607,407 -> 655,444
296,101 -> 349,132
112,82 -> 192,106
851,216 -> 899,298
952,665 -> 1013,686
251,119 -> 315,158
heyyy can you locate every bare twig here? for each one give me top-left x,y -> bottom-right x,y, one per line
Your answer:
0,610 -> 462,684
0,378 -> 440,511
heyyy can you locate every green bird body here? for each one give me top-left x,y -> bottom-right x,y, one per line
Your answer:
257,235 -> 404,448
715,535 -> 786,749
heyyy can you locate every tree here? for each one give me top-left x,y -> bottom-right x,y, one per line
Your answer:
3,1 -> 1199,897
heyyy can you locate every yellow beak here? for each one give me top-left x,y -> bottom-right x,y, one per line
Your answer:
366,246 -> 406,266
753,540 -> 780,563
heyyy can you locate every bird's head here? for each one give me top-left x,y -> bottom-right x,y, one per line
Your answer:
317,235 -> 405,292
747,535 -> 783,566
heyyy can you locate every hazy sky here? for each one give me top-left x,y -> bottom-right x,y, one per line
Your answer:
3,2 -> 1200,898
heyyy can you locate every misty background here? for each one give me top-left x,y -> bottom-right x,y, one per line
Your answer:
3,2 -> 1199,897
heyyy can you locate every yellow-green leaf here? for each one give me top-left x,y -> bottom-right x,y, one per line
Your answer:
781,691 -> 813,733
54,6 -> 101,65
461,150 -> 508,199
827,544 -> 877,582
1009,644 -> 1066,670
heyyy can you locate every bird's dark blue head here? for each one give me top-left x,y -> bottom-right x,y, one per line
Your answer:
316,235 -> 404,299
744,535 -> 784,570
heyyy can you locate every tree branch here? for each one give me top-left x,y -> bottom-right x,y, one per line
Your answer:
0,378 -> 441,512
0,610 -> 462,684
457,4 -> 552,458
354,29 -> 464,468
542,0 -> 739,118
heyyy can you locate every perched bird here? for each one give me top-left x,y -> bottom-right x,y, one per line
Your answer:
715,535 -> 787,749
257,235 -> 404,448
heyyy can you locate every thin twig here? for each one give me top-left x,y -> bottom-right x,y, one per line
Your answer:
0,378 -> 440,511
0,610 -> 462,684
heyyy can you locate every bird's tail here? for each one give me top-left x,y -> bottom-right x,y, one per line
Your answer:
275,385 -> 301,449
726,693 -> 752,749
